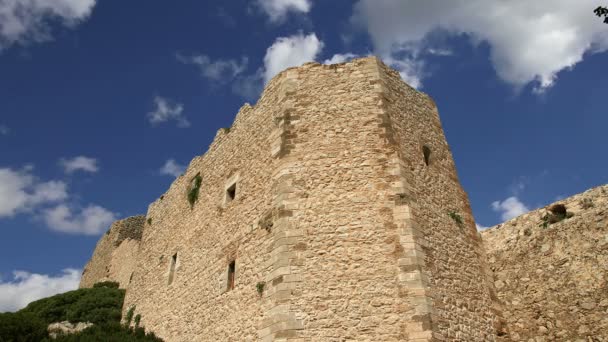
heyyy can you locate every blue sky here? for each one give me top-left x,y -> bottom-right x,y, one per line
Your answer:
1,0 -> 606,311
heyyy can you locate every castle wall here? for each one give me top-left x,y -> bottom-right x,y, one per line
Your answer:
122,70 -> 289,341
376,61 -> 498,340
79,215 -> 145,288
482,185 -> 608,341
120,57 -> 497,341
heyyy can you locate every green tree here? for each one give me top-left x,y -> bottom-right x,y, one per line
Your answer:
594,6 -> 608,23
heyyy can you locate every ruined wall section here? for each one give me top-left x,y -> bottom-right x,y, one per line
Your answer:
79,215 -> 145,288
377,61 -> 498,340
482,185 -> 608,341
122,70 -> 295,341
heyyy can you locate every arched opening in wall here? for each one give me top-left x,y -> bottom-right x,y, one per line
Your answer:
227,260 -> 236,291
422,145 -> 432,166
168,253 -> 177,285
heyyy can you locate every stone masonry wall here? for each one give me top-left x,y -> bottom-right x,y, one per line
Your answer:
119,57 -> 496,341
79,215 -> 145,288
376,61 -> 498,340
482,185 -> 608,341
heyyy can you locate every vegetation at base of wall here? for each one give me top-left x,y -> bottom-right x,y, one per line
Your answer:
256,282 -> 266,296
93,281 -> 119,289
448,211 -> 464,227
125,305 -> 136,326
0,285 -> 163,341
540,204 -> 574,228
187,173 -> 202,207
0,311 -> 48,341
134,314 -> 142,328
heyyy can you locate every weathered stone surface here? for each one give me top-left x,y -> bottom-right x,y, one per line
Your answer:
482,185 -> 608,342
79,215 -> 145,288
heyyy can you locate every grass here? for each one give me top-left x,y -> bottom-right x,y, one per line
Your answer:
448,211 -> 464,227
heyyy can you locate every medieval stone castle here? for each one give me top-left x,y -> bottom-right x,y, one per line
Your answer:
79,57 -> 607,341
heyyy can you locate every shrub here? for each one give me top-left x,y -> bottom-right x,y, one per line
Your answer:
540,204 -> 573,228
134,314 -> 142,328
256,282 -> 266,296
448,211 -> 464,227
125,306 -> 136,326
187,173 -> 202,207
20,287 -> 124,326
93,281 -> 119,289
147,218 -> 152,225
0,312 -> 47,342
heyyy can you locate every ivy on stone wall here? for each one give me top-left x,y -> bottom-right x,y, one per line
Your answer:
187,173 -> 202,207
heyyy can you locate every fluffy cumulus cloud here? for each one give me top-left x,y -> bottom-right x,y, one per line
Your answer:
0,0 -> 96,51
176,53 -> 248,82
263,32 -> 323,83
323,53 -> 359,65
256,0 -> 311,22
147,96 -> 189,128
352,0 -> 608,91
159,159 -> 185,178
476,223 -> 489,231
0,167 -> 67,217
0,268 -> 80,312
59,156 -> 98,174
43,204 -> 116,235
492,196 -> 530,221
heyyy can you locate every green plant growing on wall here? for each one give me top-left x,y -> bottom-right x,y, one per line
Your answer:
256,282 -> 265,296
187,173 -> 202,207
125,306 -> 136,326
134,314 -> 142,328
448,211 -> 464,227
539,204 -> 574,228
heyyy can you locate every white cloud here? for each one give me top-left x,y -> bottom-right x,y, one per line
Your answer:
323,53 -> 359,65
147,96 -> 189,128
0,268 -> 80,312
256,0 -> 311,22
0,125 -> 9,135
0,167 -> 67,217
263,32 -> 323,83
59,156 -> 98,174
0,0 -> 96,51
159,159 -> 185,178
476,223 -> 489,231
492,196 -> 530,221
176,53 -> 248,82
43,204 -> 116,235
352,0 -> 608,91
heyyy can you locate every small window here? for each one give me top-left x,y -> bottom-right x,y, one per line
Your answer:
226,183 -> 237,202
227,260 -> 236,291
422,145 -> 431,166
168,253 -> 177,285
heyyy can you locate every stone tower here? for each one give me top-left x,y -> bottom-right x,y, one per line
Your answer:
86,57 -> 498,341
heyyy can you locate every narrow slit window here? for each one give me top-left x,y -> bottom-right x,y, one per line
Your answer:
168,253 -> 177,285
227,260 -> 236,291
422,145 -> 431,166
226,183 -> 237,202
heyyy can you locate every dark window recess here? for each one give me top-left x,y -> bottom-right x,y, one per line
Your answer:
227,260 -> 236,291
168,253 -> 177,285
129,272 -> 134,284
226,183 -> 237,202
422,145 -> 432,166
